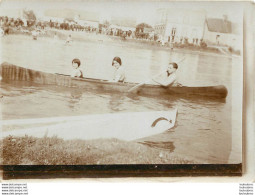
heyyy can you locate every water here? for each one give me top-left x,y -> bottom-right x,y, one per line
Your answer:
0,34 -> 242,164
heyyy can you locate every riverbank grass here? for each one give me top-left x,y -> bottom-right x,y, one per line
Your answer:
0,135 -> 196,165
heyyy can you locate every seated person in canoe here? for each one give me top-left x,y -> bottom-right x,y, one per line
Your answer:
111,56 -> 125,82
152,62 -> 180,87
71,58 -> 83,78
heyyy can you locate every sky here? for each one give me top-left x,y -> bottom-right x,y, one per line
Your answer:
0,0 -> 244,25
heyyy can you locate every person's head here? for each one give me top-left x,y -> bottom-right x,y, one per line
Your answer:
167,62 -> 178,74
72,58 -> 81,69
112,56 -> 122,69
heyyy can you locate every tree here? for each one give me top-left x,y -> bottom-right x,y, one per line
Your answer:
101,20 -> 110,28
135,23 -> 153,39
23,9 -> 36,21
136,23 -> 152,33
23,9 -> 36,27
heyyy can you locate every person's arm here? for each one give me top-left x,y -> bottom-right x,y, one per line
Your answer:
152,73 -> 176,87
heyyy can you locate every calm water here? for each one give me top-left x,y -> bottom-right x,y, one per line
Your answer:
0,34 -> 242,163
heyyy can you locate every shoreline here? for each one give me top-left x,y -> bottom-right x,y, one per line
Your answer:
47,29 -> 241,58
8,28 -> 241,59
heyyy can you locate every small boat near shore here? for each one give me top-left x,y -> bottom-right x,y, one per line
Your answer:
2,109 -> 178,141
0,62 -> 228,99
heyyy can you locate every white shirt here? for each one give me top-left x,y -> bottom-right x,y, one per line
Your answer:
113,66 -> 125,82
152,71 -> 178,87
71,68 -> 83,78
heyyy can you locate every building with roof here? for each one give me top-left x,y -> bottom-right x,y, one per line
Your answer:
203,15 -> 242,50
154,8 -> 206,43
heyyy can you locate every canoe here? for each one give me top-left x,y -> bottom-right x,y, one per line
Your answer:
2,109 -> 177,141
0,62 -> 228,98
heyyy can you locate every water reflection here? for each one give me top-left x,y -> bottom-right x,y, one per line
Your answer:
140,141 -> 175,152
108,94 -> 126,112
196,55 -> 233,86
0,77 -> 233,163
68,88 -> 83,110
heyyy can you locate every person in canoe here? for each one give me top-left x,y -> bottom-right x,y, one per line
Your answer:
111,56 -> 125,82
71,58 -> 83,78
152,62 -> 181,87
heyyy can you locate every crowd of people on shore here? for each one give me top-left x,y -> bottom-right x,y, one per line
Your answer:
0,15 -> 132,38
0,16 -> 24,35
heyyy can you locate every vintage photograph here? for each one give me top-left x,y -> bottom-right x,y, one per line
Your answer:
0,0 -> 243,176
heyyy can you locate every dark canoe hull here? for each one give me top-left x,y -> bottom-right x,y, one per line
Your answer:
0,62 -> 228,99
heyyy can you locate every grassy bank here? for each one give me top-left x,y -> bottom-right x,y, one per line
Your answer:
0,135 -> 196,165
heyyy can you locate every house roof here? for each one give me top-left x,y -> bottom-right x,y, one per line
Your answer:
206,18 -> 232,34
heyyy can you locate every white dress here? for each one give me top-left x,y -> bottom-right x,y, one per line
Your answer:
113,66 -> 125,82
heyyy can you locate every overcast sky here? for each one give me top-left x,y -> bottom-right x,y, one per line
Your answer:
0,0 -> 244,25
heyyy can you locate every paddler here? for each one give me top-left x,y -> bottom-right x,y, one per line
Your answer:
111,56 -> 125,82
152,62 -> 180,87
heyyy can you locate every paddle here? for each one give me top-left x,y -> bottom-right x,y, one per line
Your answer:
128,57 -> 185,93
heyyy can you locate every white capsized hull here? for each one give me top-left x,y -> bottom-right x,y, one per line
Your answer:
2,109 -> 177,141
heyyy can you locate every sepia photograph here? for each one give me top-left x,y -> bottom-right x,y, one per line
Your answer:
0,0 -> 244,178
